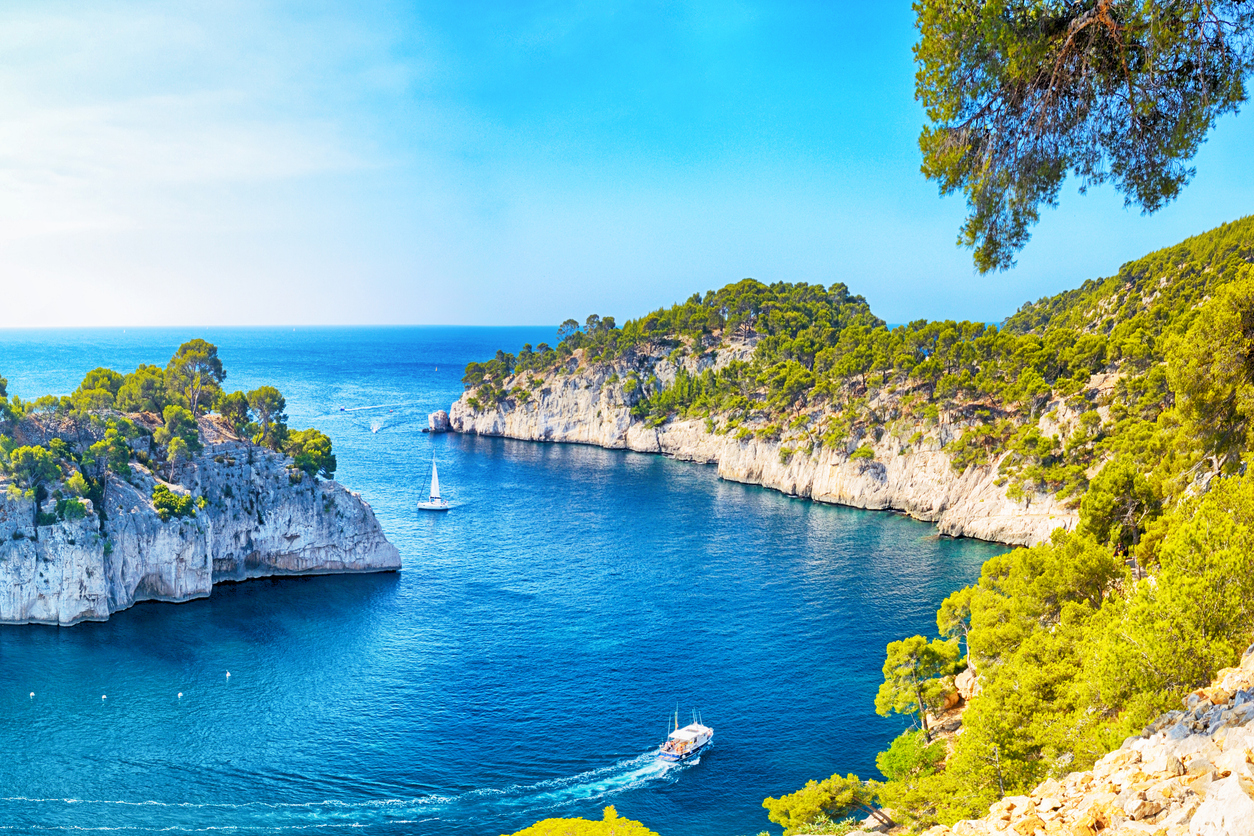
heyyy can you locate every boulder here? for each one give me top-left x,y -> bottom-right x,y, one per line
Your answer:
428,410 -> 452,433
956,666 -> 982,701
1190,775 -> 1254,835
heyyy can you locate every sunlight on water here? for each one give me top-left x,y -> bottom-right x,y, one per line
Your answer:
0,327 -> 1006,835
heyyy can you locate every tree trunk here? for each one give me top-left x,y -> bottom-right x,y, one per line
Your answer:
916,686 -> 931,742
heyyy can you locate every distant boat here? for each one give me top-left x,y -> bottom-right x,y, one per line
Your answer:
658,710 -> 712,762
418,460 -> 451,512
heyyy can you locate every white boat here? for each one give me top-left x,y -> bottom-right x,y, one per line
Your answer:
658,711 -> 713,762
417,460 -> 450,512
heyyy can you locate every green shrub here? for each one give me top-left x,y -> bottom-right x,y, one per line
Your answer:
850,445 -> 875,461
56,498 -> 87,521
152,485 -> 197,522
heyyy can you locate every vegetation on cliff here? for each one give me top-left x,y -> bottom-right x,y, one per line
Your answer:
0,339 -> 337,535
463,216 -> 1254,833
467,216 -> 1254,511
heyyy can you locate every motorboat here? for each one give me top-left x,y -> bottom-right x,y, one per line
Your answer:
418,460 -> 451,511
658,711 -> 713,762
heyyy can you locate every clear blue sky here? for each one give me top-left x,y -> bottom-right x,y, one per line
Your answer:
1,0 -> 1250,327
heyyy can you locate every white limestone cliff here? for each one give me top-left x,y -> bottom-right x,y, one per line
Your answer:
448,344 -> 1078,546
0,427 -> 400,626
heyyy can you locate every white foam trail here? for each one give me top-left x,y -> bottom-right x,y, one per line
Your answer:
0,749 -> 700,826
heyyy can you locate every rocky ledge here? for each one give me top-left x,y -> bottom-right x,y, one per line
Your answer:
448,344 -> 1078,546
919,652 -> 1254,836
0,418 -> 400,626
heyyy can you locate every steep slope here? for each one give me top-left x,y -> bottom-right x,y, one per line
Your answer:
924,652 -> 1254,836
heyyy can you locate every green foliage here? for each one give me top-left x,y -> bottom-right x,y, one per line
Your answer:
1166,271 -> 1254,474
151,484 -> 197,522
1079,456 -> 1161,549
115,364 -> 168,413
763,774 -> 884,836
284,428 -> 336,479
64,471 -> 89,497
506,805 -> 659,836
82,422 -> 134,480
875,635 -> 962,741
874,731 -> 947,828
216,390 -> 252,436
247,386 -> 287,450
6,445 -> 60,493
849,445 -> 875,461
166,339 -> 226,416
71,367 -> 124,414
915,0 -> 1254,272
55,497 -> 87,521
153,405 -> 201,454
1098,472 -> 1254,704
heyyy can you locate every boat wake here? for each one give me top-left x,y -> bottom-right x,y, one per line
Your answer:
0,751 -> 697,832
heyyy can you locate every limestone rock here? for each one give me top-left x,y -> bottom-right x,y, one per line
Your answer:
938,658 -> 1254,836
956,666 -> 982,701
428,410 -> 451,433
1191,776 -> 1254,835
448,342 -> 1080,546
0,432 -> 400,626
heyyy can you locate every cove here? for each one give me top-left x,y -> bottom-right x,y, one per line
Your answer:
0,327 -> 1006,835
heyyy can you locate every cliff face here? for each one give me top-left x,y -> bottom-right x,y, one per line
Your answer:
0,430 -> 400,626
449,345 -> 1078,546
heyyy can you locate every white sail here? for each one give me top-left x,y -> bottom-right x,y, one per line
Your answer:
430,462 -> 441,500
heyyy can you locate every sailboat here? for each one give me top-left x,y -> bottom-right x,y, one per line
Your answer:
417,459 -> 451,512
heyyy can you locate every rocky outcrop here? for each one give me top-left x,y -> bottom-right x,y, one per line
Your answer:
0,426 -> 400,626
923,650 -> 1254,836
428,410 -> 451,433
449,345 -> 1078,546
956,667 -> 982,702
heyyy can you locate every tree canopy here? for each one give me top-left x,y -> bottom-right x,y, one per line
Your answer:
0,340 -> 335,512
915,0 -> 1254,272
507,806 -> 659,836
166,338 -> 226,416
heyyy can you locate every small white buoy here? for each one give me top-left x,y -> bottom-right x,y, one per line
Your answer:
29,692 -> 34,699
226,671 -> 231,679
101,695 -> 107,701
178,692 -> 183,699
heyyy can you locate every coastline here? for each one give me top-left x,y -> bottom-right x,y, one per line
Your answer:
445,344 -> 1079,548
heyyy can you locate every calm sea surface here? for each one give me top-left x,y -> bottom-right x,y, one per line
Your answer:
0,328 -> 1005,836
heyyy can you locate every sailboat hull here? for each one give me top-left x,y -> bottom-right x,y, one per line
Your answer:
417,500 -> 450,512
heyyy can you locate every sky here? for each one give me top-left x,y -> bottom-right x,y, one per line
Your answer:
0,0 -> 1251,328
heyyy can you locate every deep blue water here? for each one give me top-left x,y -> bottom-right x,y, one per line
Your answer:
0,328 -> 1005,836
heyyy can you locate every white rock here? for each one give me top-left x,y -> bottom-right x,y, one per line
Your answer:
448,345 -> 1078,545
1190,776 -> 1254,836
0,437 -> 400,625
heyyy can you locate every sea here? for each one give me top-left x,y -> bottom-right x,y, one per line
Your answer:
0,327 -> 1005,836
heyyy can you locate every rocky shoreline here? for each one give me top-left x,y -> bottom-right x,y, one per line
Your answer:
919,653 -> 1254,836
0,418 -> 400,626
446,343 -> 1078,546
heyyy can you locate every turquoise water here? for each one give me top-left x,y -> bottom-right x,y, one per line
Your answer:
0,328 -> 1005,835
